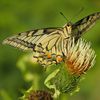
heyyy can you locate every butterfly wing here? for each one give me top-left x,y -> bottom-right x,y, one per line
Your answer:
3,27 -> 69,66
72,12 -> 100,39
3,27 -> 65,53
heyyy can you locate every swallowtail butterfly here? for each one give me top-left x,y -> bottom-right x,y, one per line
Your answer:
3,12 -> 100,66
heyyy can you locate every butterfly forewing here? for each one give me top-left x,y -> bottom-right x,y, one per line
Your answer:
72,12 -> 100,39
3,28 -> 65,52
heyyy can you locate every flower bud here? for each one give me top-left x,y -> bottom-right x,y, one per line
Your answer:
25,90 -> 53,100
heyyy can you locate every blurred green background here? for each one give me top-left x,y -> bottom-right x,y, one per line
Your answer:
0,0 -> 100,100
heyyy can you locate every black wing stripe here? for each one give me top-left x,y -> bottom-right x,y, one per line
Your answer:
73,12 -> 100,33
75,12 -> 100,26
46,36 -> 59,50
18,30 -> 38,37
13,38 -> 35,49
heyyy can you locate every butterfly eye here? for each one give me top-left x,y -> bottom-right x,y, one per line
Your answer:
67,24 -> 70,27
67,22 -> 72,27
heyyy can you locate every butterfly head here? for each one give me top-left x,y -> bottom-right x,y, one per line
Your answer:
67,22 -> 72,27
64,22 -> 73,35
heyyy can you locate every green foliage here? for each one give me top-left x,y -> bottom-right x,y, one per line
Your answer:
44,63 -> 81,98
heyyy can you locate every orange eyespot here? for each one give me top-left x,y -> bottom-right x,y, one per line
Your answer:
56,56 -> 63,63
47,52 -> 52,59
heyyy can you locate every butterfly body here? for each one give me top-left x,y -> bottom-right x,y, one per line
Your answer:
3,12 -> 100,66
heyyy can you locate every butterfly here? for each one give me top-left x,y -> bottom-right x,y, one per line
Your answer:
3,12 -> 100,66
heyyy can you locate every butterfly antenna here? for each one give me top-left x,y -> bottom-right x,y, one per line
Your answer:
70,7 -> 84,21
60,12 -> 69,22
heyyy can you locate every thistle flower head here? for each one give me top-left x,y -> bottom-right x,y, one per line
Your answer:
65,38 -> 96,75
25,90 -> 53,100
43,38 -> 96,97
